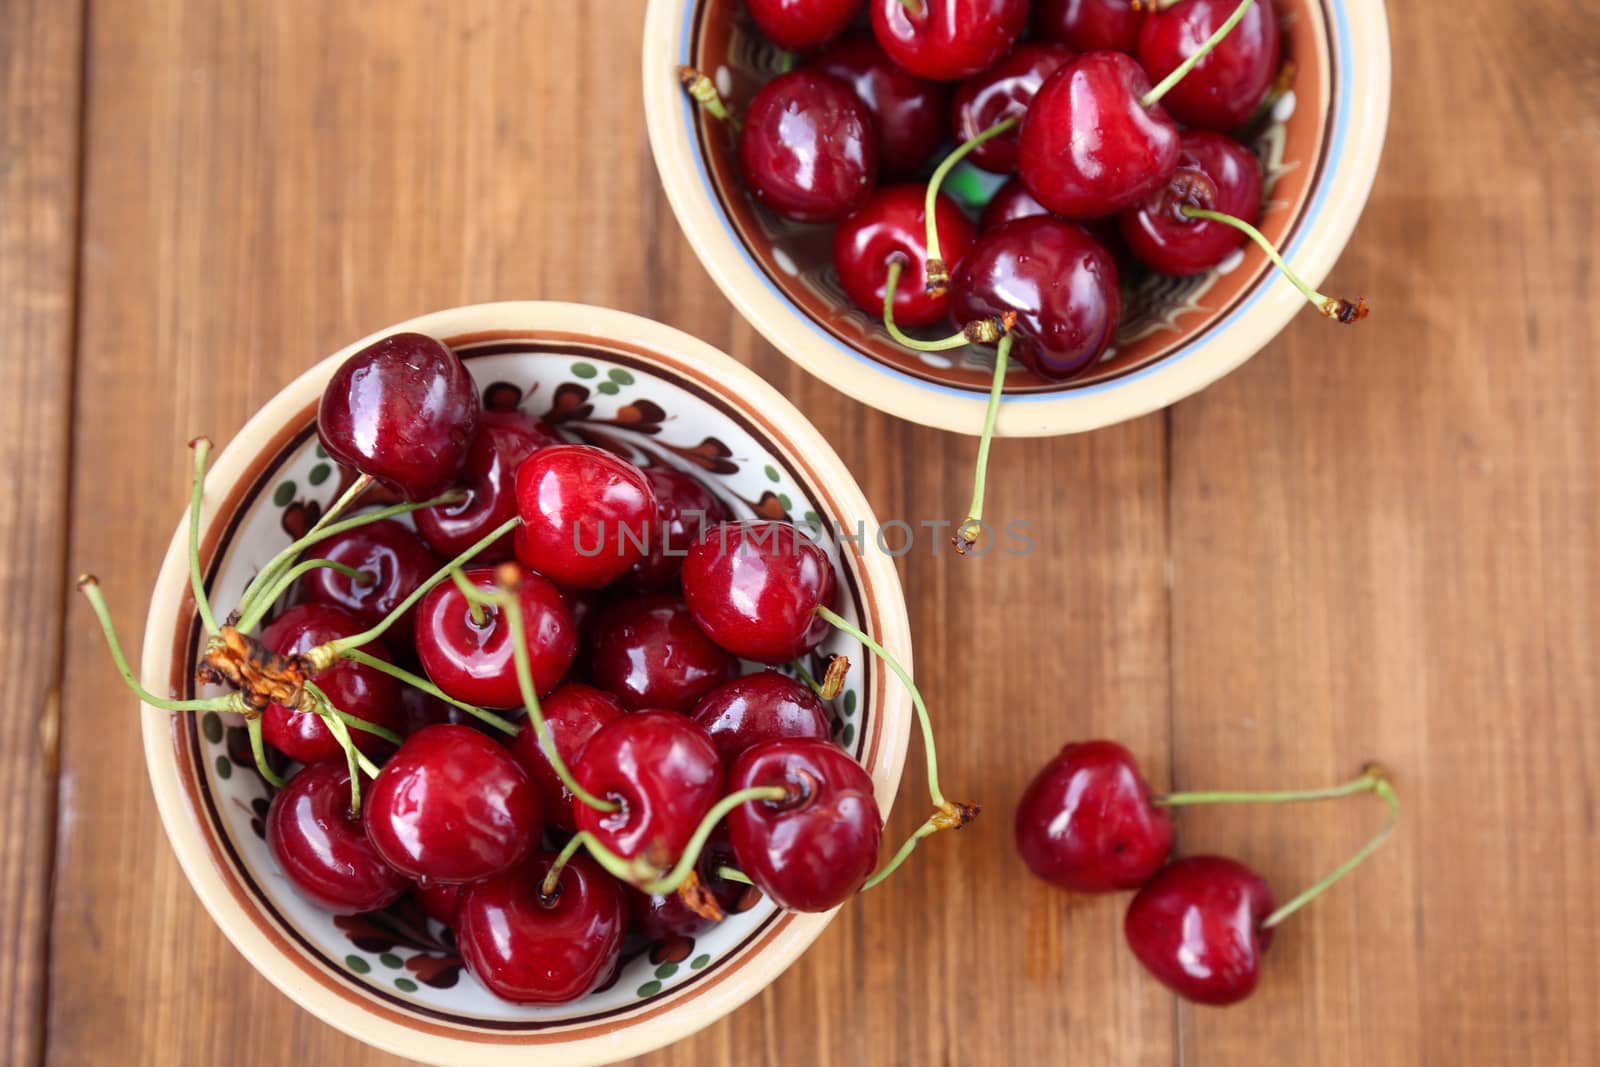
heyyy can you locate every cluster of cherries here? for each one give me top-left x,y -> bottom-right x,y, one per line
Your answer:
1015,739 -> 1397,1004
82,331 -> 972,1006
686,0 -> 1365,548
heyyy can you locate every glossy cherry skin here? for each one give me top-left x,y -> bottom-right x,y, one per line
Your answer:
511,683 -> 625,832
414,409 -> 556,564
627,883 -> 718,940
625,467 -> 730,590
514,444 -> 657,590
258,603 -> 401,763
746,0 -> 863,51
980,176 -> 1051,231
1014,740 -> 1174,893
808,33 -> 948,177
316,332 -> 480,500
1124,855 -> 1276,1005
1121,130 -> 1262,275
949,216 -> 1121,380
738,70 -> 878,223
1137,0 -> 1280,131
589,595 -> 737,712
266,760 -> 409,913
869,0 -> 1029,81
691,670 -> 833,765
951,43 -> 1076,174
456,852 -> 626,1004
364,724 -> 541,884
832,185 -> 975,328
300,517 -> 440,647
727,739 -> 881,912
415,880 -> 463,926
1035,0 -> 1145,54
1018,51 -> 1181,219
414,565 -> 576,709
681,522 -> 838,665
573,711 -> 724,862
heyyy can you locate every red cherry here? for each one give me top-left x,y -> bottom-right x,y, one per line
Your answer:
1137,0 -> 1279,131
1035,0 -> 1146,54
1124,855 -> 1275,1005
415,880 -> 463,926
746,0 -> 864,51
316,332 -> 480,500
868,0 -> 1028,81
832,184 -> 975,328
681,522 -> 838,665
395,683 -> 475,734
1120,130 -> 1261,275
950,43 -> 1076,174
258,603 -> 400,763
979,176 -> 1053,230
949,215 -> 1121,380
626,884 -> 718,941
510,683 -> 625,832
573,710 -> 724,862
513,444 -> 657,590
738,70 -> 878,223
456,852 -> 626,1004
364,724 -> 541,884
1018,51 -> 1181,219
808,32 -> 949,177
299,517 -> 441,647
727,739 -> 881,912
266,760 -> 408,913
589,594 -> 737,713
413,409 -> 555,564
413,565 -> 576,709
1014,740 -> 1174,893
625,467 -> 730,590
690,670 -> 833,765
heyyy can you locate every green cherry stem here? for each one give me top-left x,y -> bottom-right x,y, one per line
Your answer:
715,866 -> 753,886
1178,206 -> 1368,323
923,116 -> 1019,294
677,66 -> 740,132
303,678 -> 402,747
187,438 -> 221,636
881,258 -> 1006,352
1261,770 -> 1399,929
246,715 -> 287,789
1141,0 -> 1255,108
1154,769 -> 1383,808
860,813 -> 942,891
540,831 -> 592,901
78,576 -> 247,714
234,473 -> 374,621
340,648 -> 519,737
791,659 -> 826,699
450,569 -> 488,627
233,558 -> 373,634
954,332 -> 1013,556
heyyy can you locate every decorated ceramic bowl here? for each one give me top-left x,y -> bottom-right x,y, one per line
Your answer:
139,302 -> 913,1066
643,0 -> 1390,435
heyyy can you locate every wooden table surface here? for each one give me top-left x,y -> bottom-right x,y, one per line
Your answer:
4,1 -> 1596,1063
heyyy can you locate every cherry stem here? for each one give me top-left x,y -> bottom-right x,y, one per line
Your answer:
78,576 -> 248,714
1154,770 -> 1382,808
1179,206 -> 1369,323
187,438 -> 221,636
233,558 -> 374,634
540,832 -> 591,901
678,66 -> 740,132
1141,0 -> 1257,108
245,715 -> 287,789
323,707 -> 364,817
234,473 -> 375,621
715,865 -> 753,886
302,679 -> 391,769
881,258 -> 973,351
861,813 -> 941,891
923,116 -> 1020,295
1261,768 -> 1399,928
791,659 -> 825,698
448,569 -> 489,628
954,333 -> 1013,556
340,648 -> 519,737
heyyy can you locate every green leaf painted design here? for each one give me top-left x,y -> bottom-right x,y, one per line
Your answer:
201,712 -> 223,744
273,481 -> 297,507
654,962 -> 678,980
764,464 -> 780,483
777,494 -> 793,512
843,690 -> 857,716
395,977 -> 418,993
608,368 -> 634,385
214,755 -> 232,780
572,362 -> 598,379
346,955 -> 371,975
596,381 -> 620,396
315,443 -> 328,459
379,953 -> 403,969
690,954 -> 711,971
636,980 -> 662,998
308,462 -> 331,486
840,723 -> 856,749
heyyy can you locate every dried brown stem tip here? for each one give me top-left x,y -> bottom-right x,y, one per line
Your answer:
187,435 -> 212,451
923,259 -> 950,299
933,800 -> 980,831
76,573 -> 99,590
200,625 -> 313,715
1321,296 -> 1369,324
951,518 -> 982,556
818,654 -> 849,700
676,871 -> 726,923
678,66 -> 740,130
494,561 -> 524,592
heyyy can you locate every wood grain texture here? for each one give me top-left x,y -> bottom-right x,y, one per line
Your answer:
23,0 -> 1598,1064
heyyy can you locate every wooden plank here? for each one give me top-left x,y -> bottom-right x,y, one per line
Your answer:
1167,0 -> 1599,1063
0,1 -> 83,1063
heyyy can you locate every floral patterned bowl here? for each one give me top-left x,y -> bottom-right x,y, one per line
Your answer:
642,0 -> 1390,435
138,302 -> 913,1066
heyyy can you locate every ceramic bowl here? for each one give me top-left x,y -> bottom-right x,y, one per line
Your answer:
139,302 -> 912,1066
643,0 -> 1390,435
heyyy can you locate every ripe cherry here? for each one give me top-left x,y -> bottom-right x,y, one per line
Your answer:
266,760 -> 409,913
588,594 -> 737,712
573,710 -> 724,863
738,70 -> 878,223
395,684 -> 473,734
1120,130 -> 1262,275
414,409 -> 556,564
681,522 -> 837,664
1035,0 -> 1146,54
456,852 -> 626,1004
514,444 -> 657,590
979,177 -> 1052,230
626,884 -> 719,941
747,0 -> 863,52
299,517 -> 440,647
833,184 -> 975,328
316,332 -> 480,500
950,43 -> 1077,174
415,880 -> 463,926
511,683 -> 625,832
414,565 -> 576,709
690,670 -> 833,765
625,466 -> 729,590
727,738 -> 881,912
1138,0 -> 1279,131
868,0 -> 1029,81
1124,855 -> 1275,1005
364,724 -> 541,884
258,603 -> 400,763
1014,739 -> 1174,893
808,32 -> 949,178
